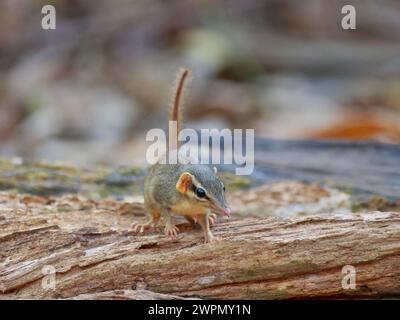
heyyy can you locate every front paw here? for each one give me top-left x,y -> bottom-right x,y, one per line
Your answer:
208,213 -> 217,226
164,225 -> 179,238
131,222 -> 149,234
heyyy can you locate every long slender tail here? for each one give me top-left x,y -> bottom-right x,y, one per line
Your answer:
169,67 -> 191,151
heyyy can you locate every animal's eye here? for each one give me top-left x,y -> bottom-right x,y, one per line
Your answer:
223,186 -> 226,192
195,187 -> 206,198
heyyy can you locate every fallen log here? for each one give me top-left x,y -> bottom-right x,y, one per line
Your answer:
1,192 -> 399,299
68,289 -> 193,300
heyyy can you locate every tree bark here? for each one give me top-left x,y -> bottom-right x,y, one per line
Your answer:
1,193 -> 399,299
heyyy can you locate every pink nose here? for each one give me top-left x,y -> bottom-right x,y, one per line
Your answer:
223,207 -> 231,217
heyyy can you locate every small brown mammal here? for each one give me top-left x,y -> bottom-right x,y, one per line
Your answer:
132,68 -> 231,243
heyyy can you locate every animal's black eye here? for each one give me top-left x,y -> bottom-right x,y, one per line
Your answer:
195,187 -> 206,198
223,185 -> 226,192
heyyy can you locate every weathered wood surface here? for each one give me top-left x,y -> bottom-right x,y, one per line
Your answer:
1,191 -> 399,299
0,140 -> 399,299
69,289 -> 194,300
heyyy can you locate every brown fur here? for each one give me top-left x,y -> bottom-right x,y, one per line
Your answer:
133,68 -> 229,243
169,68 -> 190,151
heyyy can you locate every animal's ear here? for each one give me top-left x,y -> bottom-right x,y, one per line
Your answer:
176,172 -> 194,194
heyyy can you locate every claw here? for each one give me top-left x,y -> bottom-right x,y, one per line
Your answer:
131,222 -> 152,234
164,225 -> 179,238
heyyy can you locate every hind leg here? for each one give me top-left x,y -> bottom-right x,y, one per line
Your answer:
131,210 -> 160,233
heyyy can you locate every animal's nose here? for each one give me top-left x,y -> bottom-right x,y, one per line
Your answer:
223,207 -> 231,217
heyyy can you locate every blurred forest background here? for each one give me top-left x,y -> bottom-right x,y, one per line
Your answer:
0,0 -> 400,166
